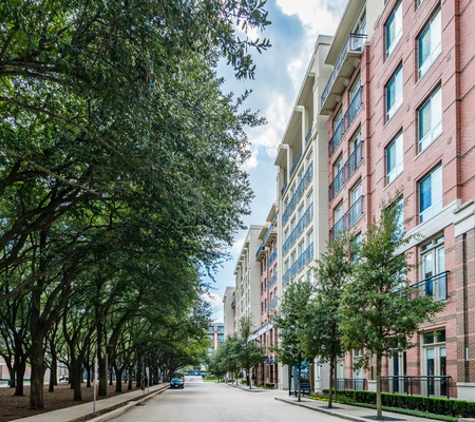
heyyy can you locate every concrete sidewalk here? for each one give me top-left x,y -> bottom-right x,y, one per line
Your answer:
13,384 -> 169,422
273,390 -> 467,422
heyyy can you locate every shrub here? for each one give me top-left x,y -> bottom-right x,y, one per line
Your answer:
321,390 -> 475,419
265,383 -> 275,389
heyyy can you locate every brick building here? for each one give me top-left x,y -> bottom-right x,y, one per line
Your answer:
322,0 -> 475,399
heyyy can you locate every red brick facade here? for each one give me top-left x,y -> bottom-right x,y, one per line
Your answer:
325,0 -> 475,398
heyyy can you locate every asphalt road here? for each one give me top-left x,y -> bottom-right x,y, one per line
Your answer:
108,376 -> 348,422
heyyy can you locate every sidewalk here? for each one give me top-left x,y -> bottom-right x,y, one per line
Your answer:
273,390 -> 465,422
13,384 -> 169,422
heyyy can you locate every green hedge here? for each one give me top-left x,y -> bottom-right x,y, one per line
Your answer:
322,389 -> 475,418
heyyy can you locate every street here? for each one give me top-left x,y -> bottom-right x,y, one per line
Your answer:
109,376 -> 347,422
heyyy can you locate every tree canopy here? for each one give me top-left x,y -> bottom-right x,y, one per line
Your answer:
0,0 -> 271,410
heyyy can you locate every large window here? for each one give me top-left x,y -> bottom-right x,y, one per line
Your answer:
420,235 -> 446,301
386,66 -> 403,121
419,166 -> 442,222
386,1 -> 402,57
419,86 -> 442,152
418,8 -> 441,78
386,132 -> 403,184
422,330 -> 447,397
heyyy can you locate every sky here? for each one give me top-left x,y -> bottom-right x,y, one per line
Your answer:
203,0 -> 347,321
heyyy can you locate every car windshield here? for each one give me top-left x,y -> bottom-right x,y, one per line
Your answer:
171,378 -> 183,382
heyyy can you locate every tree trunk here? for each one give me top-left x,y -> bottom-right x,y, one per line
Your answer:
14,359 -> 25,396
7,362 -> 15,388
29,338 -> 45,410
70,358 -> 83,401
49,354 -> 57,392
115,366 -> 123,393
328,357 -> 334,408
128,367 -> 133,391
376,354 -> 383,420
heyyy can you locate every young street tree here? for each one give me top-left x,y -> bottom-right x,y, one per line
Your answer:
236,315 -> 265,389
340,199 -> 445,421
272,280 -> 315,402
309,231 -> 353,408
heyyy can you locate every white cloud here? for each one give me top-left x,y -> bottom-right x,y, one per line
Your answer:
203,292 -> 224,322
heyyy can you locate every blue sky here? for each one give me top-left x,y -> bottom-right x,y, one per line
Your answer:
204,0 -> 346,321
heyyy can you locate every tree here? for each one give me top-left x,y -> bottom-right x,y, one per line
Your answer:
310,231 -> 353,408
235,315 -> 265,389
272,281 -> 315,402
340,198 -> 445,420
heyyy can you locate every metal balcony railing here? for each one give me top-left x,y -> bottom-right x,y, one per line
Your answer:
321,34 -> 367,107
329,196 -> 363,241
410,271 -> 449,302
329,141 -> 363,200
381,375 -> 452,398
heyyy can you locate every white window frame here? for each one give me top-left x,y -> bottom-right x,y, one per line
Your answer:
386,132 -> 404,184
418,8 -> 442,79
419,86 -> 442,152
386,66 -> 403,121
386,1 -> 403,57
419,165 -> 442,223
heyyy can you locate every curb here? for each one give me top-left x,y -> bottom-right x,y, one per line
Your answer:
78,384 -> 169,422
274,397 -> 365,422
226,383 -> 264,392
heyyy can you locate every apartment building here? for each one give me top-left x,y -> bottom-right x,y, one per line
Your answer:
274,35 -> 333,391
208,323 -> 225,355
222,286 -> 236,339
322,0 -> 475,399
255,205 -> 279,386
233,226 -> 264,332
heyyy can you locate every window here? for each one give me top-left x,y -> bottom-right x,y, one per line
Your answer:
418,8 -> 441,78
298,241 -> 305,257
333,155 -> 344,194
386,132 -> 403,184
334,203 -> 344,223
386,66 -> 403,121
306,229 -> 313,248
351,181 -> 362,205
420,236 -> 446,301
349,77 -> 362,121
298,204 -> 304,221
419,86 -> 442,152
354,8 -> 366,34
419,165 -> 442,222
386,1 -> 402,57
351,232 -> 362,264
422,330 -> 447,397
307,190 -> 313,208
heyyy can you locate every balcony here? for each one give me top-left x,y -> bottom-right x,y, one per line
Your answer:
283,244 -> 314,286
281,180 -> 288,197
282,162 -> 313,225
321,34 -> 366,114
328,86 -> 362,156
305,123 -> 314,143
282,204 -> 313,257
270,296 -> 278,310
329,195 -> 364,241
329,141 -> 364,200
289,148 -> 303,179
269,273 -> 278,289
410,271 -> 449,302
255,244 -> 266,260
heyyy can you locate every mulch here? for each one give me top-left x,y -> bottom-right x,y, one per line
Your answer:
0,382 -> 141,422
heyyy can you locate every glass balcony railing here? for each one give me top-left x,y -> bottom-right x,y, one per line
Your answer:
282,162 -> 313,225
329,196 -> 364,241
328,86 -> 362,156
289,148 -> 303,179
329,141 -> 363,199
321,34 -> 367,108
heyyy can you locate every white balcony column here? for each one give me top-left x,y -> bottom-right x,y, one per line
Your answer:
296,105 -> 306,149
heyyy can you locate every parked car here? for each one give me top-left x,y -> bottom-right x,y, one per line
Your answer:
170,377 -> 184,389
